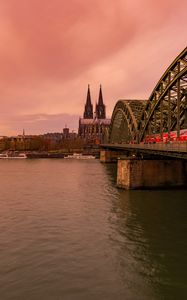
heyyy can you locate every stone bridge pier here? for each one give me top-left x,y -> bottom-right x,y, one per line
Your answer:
117,157 -> 187,189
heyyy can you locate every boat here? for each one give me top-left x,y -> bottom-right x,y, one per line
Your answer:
13,153 -> 27,159
64,153 -> 95,159
0,152 -> 27,159
0,153 -> 9,159
27,152 -> 64,158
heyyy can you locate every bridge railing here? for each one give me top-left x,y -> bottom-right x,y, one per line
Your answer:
106,142 -> 187,153
138,142 -> 187,153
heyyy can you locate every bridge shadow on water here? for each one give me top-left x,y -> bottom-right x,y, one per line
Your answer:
103,163 -> 187,300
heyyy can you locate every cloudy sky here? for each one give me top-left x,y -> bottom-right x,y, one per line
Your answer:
0,0 -> 186,135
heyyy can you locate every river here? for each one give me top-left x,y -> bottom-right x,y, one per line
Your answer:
0,159 -> 186,299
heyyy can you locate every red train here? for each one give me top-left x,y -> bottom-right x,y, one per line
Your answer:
143,129 -> 187,143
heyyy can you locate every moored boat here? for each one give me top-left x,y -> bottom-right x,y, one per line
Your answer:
64,153 -> 95,159
0,152 -> 27,159
26,152 -> 64,158
0,153 -> 9,159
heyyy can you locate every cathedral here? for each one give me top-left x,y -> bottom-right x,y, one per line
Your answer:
78,85 -> 111,143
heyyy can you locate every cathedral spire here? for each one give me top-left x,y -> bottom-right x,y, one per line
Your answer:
83,85 -> 93,119
86,84 -> 91,106
96,85 -> 106,119
98,84 -> 104,106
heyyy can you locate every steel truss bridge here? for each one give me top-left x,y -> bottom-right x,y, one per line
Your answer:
103,47 -> 187,158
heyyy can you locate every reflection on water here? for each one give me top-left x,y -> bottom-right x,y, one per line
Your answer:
0,160 -> 186,299
105,163 -> 187,299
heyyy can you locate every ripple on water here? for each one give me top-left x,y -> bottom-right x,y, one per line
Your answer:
0,160 -> 186,300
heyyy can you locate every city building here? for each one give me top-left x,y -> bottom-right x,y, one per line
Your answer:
63,126 -> 70,138
78,85 -> 111,143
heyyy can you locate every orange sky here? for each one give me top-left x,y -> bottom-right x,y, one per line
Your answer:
0,0 -> 187,135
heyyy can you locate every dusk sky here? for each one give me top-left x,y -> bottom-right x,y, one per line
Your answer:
0,0 -> 187,135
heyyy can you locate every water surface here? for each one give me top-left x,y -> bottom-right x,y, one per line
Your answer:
0,159 -> 186,299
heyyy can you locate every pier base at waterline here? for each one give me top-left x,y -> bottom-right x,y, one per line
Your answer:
117,157 -> 187,189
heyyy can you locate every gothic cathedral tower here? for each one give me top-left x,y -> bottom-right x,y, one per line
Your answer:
96,85 -> 106,119
78,85 -> 110,140
83,85 -> 93,119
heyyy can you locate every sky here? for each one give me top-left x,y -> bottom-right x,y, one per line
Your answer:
0,0 -> 187,135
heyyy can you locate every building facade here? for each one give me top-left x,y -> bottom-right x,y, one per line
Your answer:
78,85 -> 110,143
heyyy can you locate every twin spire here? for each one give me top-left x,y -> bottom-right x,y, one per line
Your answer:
83,85 -> 93,119
83,85 -> 106,119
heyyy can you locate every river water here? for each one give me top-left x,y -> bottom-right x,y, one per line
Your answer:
0,159 -> 186,300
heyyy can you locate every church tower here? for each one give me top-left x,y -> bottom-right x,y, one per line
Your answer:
96,85 -> 106,119
83,85 -> 93,119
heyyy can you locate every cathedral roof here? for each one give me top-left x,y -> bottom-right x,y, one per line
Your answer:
79,118 -> 110,125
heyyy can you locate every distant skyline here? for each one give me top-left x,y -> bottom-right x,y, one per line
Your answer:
0,0 -> 187,135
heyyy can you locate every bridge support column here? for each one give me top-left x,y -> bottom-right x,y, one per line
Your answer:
117,157 -> 187,189
100,149 -> 126,163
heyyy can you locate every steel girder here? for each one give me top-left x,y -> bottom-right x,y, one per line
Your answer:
109,100 -> 147,143
138,47 -> 187,142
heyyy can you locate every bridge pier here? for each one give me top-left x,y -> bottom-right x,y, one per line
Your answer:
117,157 -> 187,189
100,149 -> 126,163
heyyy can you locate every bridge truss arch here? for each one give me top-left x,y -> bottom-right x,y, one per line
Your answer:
109,100 -> 147,143
138,47 -> 187,142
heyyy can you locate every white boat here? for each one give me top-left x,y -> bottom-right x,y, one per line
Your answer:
0,153 -> 27,159
64,153 -> 95,159
0,153 -> 9,159
14,153 -> 27,159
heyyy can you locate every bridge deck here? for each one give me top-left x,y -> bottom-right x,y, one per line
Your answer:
101,142 -> 187,159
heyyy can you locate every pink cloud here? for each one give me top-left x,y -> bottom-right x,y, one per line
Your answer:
0,0 -> 136,84
0,0 -> 186,135
0,113 -> 79,135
